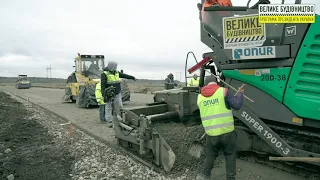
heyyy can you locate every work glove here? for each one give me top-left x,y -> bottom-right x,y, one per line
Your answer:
238,85 -> 245,93
103,87 -> 116,102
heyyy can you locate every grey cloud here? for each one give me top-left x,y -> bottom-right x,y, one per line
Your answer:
1,0 -> 318,79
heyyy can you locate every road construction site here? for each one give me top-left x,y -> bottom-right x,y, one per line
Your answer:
1,85 -> 319,180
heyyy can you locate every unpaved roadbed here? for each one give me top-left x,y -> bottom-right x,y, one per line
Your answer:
0,92 -> 73,180
0,87 -> 314,180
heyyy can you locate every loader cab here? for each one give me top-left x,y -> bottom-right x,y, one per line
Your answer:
74,55 -> 105,79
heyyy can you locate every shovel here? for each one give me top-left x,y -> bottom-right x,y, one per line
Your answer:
188,133 -> 206,158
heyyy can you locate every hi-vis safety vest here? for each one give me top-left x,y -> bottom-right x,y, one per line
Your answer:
95,82 -> 106,105
197,87 -> 234,136
103,71 -> 120,85
187,78 -> 200,87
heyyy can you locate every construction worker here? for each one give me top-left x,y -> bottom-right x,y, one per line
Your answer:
203,0 -> 232,8
101,61 -> 136,127
187,74 -> 200,87
164,73 -> 178,90
95,82 -> 106,122
196,76 -> 244,180
88,61 -> 99,72
202,0 -> 233,22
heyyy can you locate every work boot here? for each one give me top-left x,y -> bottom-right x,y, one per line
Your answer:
195,174 -> 210,180
107,121 -> 113,128
100,119 -> 107,123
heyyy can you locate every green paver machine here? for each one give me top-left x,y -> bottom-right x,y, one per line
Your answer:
112,0 -> 320,172
16,75 -> 31,89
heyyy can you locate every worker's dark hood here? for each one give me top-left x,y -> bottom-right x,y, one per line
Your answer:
103,67 -> 116,74
200,83 -> 226,97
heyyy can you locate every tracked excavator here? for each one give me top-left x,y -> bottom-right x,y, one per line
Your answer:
62,54 -> 131,108
113,0 -> 320,173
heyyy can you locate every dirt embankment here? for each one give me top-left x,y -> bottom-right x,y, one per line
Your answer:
128,85 -> 163,94
0,92 -> 73,180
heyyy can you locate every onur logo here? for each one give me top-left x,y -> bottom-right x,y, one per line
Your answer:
203,98 -> 219,106
232,46 -> 276,60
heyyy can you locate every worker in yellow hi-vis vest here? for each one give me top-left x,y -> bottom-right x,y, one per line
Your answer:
101,61 -> 136,127
187,74 -> 200,87
95,82 -> 106,122
196,76 -> 244,180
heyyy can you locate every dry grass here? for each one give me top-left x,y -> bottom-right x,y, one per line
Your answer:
128,84 -> 163,94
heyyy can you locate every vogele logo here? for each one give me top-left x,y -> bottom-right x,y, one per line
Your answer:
258,4 -> 315,23
232,46 -> 276,60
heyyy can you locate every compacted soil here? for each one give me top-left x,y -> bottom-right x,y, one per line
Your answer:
0,91 -> 73,180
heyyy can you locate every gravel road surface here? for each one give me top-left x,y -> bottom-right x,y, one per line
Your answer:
0,86 -> 311,180
0,86 -> 153,146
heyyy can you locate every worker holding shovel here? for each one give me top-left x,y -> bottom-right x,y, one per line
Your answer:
196,76 -> 244,180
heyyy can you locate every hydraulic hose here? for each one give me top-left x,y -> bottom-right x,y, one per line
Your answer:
184,51 -> 199,87
184,51 -> 254,102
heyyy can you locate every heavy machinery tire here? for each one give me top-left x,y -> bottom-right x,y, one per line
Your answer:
76,86 -> 92,108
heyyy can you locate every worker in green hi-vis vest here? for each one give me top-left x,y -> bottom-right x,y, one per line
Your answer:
196,76 -> 244,180
187,74 -> 200,87
95,82 -> 106,122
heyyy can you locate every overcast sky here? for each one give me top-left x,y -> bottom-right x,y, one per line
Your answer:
0,0 -> 318,80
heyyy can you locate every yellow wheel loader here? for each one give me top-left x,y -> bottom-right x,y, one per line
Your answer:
62,54 -> 130,108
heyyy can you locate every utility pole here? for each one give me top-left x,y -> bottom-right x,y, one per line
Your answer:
49,65 -> 52,78
46,65 -> 52,78
175,72 -> 182,82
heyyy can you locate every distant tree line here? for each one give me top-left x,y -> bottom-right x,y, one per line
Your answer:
0,76 -> 184,86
